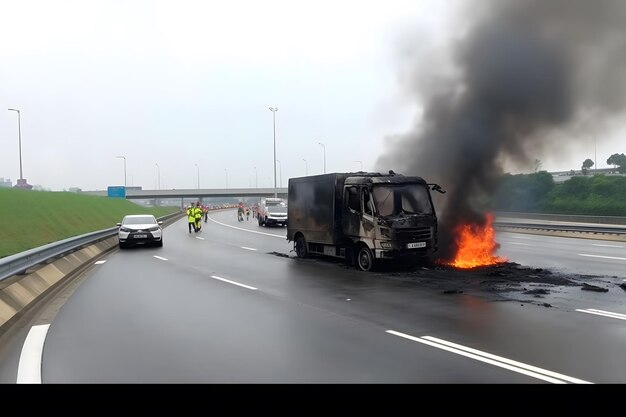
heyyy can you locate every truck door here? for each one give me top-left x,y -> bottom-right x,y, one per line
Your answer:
361,188 -> 375,235
343,186 -> 361,238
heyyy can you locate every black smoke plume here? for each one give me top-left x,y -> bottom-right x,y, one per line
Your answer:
376,0 -> 626,259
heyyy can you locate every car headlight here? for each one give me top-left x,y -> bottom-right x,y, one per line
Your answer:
120,227 -> 132,232
148,226 -> 160,232
380,241 -> 393,249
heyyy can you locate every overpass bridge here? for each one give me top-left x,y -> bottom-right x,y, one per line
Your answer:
82,187 -> 288,200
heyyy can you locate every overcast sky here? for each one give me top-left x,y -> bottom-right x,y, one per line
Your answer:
1,0 -> 624,191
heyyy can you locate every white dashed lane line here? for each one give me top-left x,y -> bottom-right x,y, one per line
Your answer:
95,260 -> 106,265
196,237 -> 205,240
575,308 -> 626,321
578,253 -> 626,261
506,242 -> 530,246
210,275 -> 257,290
591,244 -> 624,248
207,215 -> 285,238
241,247 -> 257,251
153,256 -> 168,261
17,324 -> 50,384
386,330 -> 591,384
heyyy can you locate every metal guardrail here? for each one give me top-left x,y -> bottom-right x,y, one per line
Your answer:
0,211 -> 184,283
495,211 -> 626,226
495,222 -> 626,235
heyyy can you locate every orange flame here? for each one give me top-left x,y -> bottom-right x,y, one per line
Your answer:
447,213 -> 508,269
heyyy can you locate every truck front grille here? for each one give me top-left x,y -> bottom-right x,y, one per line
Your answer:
396,227 -> 432,241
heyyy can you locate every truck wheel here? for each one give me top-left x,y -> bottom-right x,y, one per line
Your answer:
356,246 -> 374,272
295,235 -> 308,258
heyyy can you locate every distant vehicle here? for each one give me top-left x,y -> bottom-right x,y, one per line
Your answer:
257,197 -> 288,227
287,171 -> 444,271
117,214 -> 163,249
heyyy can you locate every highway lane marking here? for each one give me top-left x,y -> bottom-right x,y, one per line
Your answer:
210,275 -> 257,290
196,237 -> 205,240
507,242 -> 530,246
207,215 -> 285,238
94,260 -> 107,265
241,247 -> 258,251
510,235 -> 533,239
153,256 -> 168,261
386,330 -> 592,384
575,308 -> 626,321
578,253 -> 626,261
17,324 -> 50,384
591,244 -> 624,248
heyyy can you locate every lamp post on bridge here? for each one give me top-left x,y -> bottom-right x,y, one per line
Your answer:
269,106 -> 278,197
318,142 -> 326,174
116,155 -> 127,188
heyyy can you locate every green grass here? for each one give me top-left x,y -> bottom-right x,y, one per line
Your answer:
0,188 -> 179,259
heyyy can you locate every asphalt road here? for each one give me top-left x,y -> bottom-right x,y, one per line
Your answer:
1,209 -> 625,383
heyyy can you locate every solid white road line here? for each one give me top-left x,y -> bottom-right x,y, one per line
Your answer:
578,253 -> 626,261
210,275 -> 258,290
94,260 -> 106,265
196,237 -> 205,240
241,247 -> 257,251
153,256 -> 168,261
507,242 -> 530,246
591,244 -> 624,248
208,215 -> 285,238
576,309 -> 626,321
17,324 -> 50,384
386,330 -> 591,384
510,235 -> 533,239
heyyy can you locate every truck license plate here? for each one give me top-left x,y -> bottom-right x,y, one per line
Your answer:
134,234 -> 147,239
407,242 -> 426,249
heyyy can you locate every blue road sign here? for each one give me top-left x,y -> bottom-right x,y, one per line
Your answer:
107,186 -> 126,198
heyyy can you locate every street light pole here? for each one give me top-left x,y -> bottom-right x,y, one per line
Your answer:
116,155 -> 127,188
318,142 -> 326,174
303,158 -> 308,176
8,108 -> 23,181
194,164 -> 200,189
254,166 -> 258,188
155,163 -> 160,190
269,107 -> 278,197
276,159 -> 282,188
224,168 -> 228,189
355,160 -> 363,171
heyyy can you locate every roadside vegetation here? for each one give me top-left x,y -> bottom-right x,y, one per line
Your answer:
0,188 -> 179,258
493,172 -> 626,216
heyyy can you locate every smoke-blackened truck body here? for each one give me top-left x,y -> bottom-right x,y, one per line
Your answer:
287,171 -> 440,271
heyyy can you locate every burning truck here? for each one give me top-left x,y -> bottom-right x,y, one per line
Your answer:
287,171 -> 446,271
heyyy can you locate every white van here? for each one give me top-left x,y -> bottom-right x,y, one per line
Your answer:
258,197 -> 288,227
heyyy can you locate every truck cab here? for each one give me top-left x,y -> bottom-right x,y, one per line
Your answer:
342,175 -> 438,270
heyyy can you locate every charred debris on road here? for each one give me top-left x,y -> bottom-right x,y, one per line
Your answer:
269,251 -> 623,304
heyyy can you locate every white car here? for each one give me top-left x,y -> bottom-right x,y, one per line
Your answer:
117,214 -> 163,249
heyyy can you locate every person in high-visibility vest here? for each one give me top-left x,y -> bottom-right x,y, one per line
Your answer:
194,202 -> 203,232
186,205 -> 196,233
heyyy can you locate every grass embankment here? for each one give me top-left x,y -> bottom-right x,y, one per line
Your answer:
0,188 -> 179,258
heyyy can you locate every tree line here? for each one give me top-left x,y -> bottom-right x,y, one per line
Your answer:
581,153 -> 626,174
491,171 -> 626,216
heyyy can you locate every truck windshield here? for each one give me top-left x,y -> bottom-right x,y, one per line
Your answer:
372,184 -> 433,217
